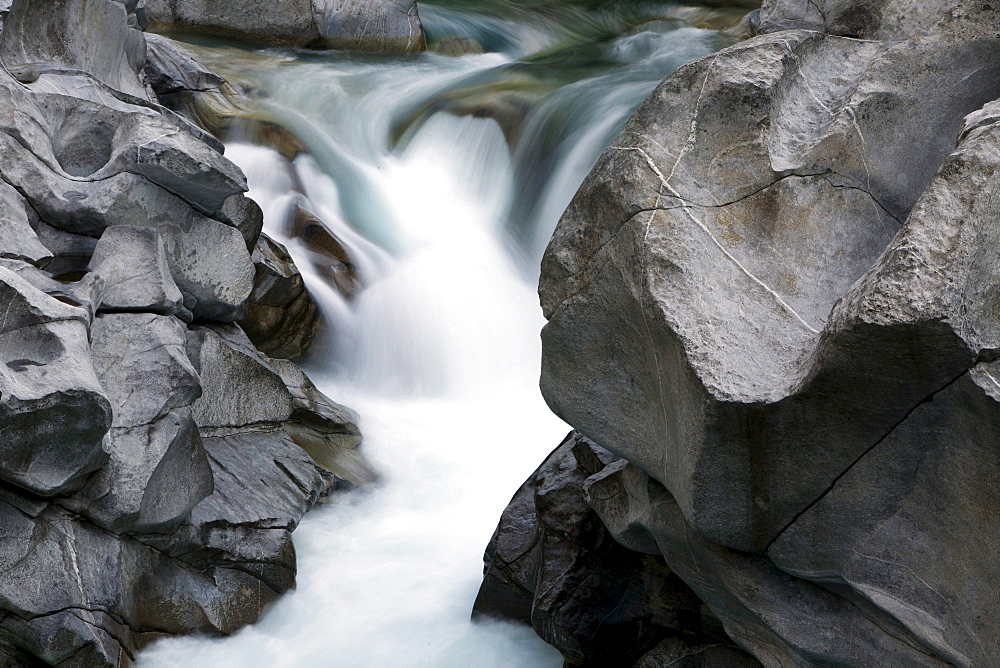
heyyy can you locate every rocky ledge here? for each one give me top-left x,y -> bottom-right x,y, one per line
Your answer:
0,0 -> 372,664
477,0 -> 1000,664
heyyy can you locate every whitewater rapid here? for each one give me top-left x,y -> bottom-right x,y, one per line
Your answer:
138,7 -> 727,666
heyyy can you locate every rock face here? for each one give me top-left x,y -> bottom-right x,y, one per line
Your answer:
0,0 -> 369,664
480,0 -> 1000,664
144,0 -> 425,53
473,432 -> 760,667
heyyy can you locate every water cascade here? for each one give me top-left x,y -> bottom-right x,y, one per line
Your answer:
138,3 -> 733,665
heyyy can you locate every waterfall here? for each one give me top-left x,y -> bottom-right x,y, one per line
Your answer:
138,4 -> 729,665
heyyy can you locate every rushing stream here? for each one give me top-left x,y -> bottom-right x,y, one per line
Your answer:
138,3 -> 735,665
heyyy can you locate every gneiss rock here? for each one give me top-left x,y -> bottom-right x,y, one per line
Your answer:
144,0 -> 426,53
473,432 -> 757,667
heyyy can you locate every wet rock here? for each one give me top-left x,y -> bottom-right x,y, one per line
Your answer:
270,358 -> 376,489
240,234 -> 320,360
0,267 -> 112,496
144,0 -> 425,53
288,207 -> 363,301
89,225 -> 184,315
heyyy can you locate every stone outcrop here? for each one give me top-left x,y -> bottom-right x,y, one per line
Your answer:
144,0 -> 425,53
0,0 -> 369,664
480,0 -> 1000,664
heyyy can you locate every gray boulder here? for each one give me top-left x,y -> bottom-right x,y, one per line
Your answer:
484,0 -> 1000,664
144,0 -> 425,53
75,313 -> 211,533
0,0 -> 149,98
0,180 -> 51,267
540,7 -> 1000,552
270,357 -> 376,490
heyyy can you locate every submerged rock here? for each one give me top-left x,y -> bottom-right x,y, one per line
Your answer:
144,0 -> 426,53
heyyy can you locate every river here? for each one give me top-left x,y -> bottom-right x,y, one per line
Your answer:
137,2 -> 735,665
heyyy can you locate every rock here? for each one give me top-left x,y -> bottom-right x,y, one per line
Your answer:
156,214 -> 255,322
71,313 -> 211,533
240,233 -> 320,360
586,462 -> 948,666
288,206 -> 363,301
0,267 -> 112,496
186,325 -> 293,428
507,0 -> 1000,665
33,220 -> 99,277
144,0 -> 425,53
142,33 -> 307,161
634,637 -> 762,667
474,432 -> 748,667
0,180 -> 51,267
270,358 -> 376,489
763,104 -> 1000,666
0,0 -> 365,661
0,0 -> 149,98
539,10 -> 1000,552
89,225 -> 184,315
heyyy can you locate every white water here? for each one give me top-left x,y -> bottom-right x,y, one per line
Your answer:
139,11 -> 726,667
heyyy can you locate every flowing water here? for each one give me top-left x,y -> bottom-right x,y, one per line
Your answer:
138,3 -> 735,665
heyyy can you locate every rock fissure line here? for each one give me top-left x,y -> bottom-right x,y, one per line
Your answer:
764,365 -> 974,552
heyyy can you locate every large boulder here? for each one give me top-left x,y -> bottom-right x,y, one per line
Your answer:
144,0 -> 425,53
0,268 -> 112,496
481,0 -> 1000,664
540,0 -> 1000,552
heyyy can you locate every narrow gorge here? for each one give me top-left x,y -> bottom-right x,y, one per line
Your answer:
0,0 -> 997,666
